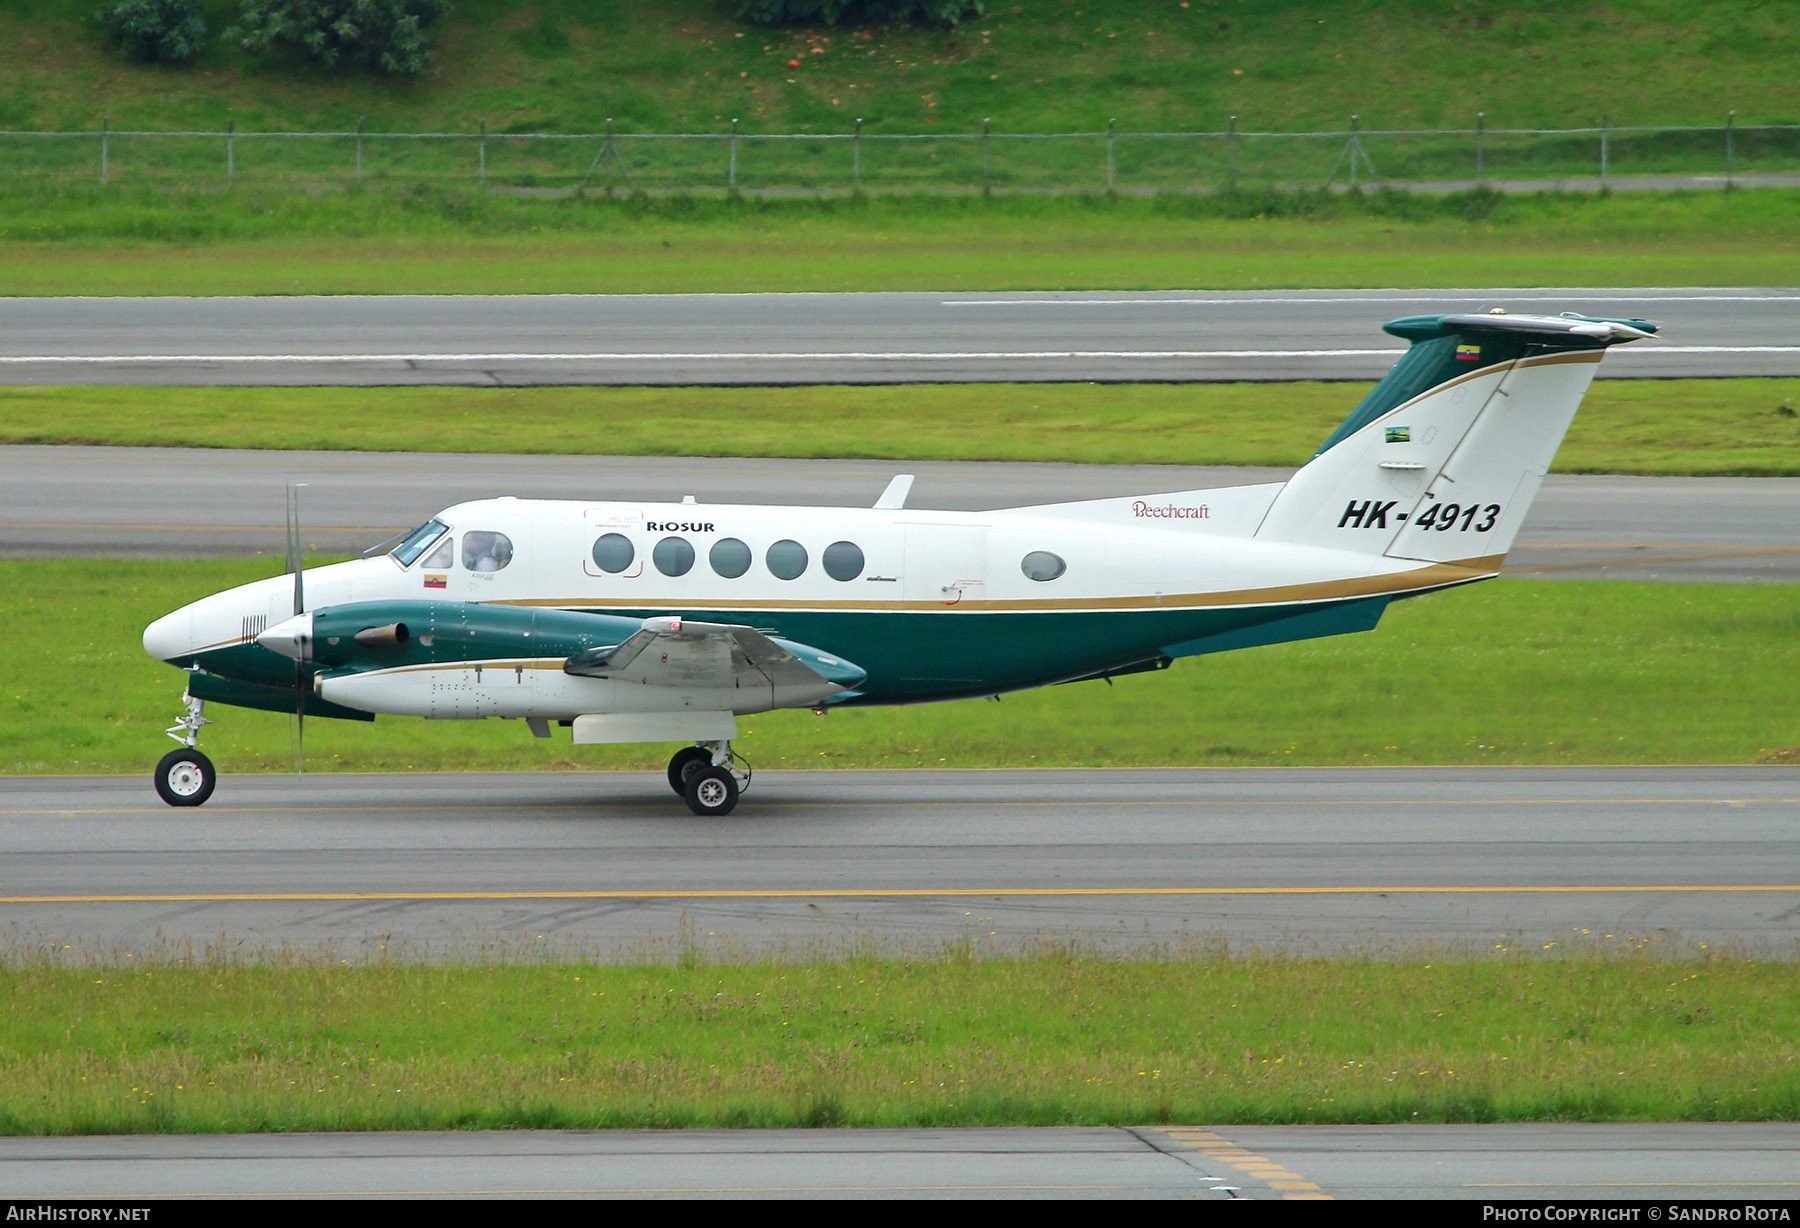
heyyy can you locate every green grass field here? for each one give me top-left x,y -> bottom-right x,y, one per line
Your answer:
4,1 -> 1794,153
6,377 -> 1798,474
2,952 -> 1794,1134
8,561 -> 1795,776
5,187 -> 1800,295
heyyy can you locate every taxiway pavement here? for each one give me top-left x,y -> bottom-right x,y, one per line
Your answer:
5,446 -> 1797,581
4,768 -> 1794,959
3,287 -> 1796,384
4,1124 -> 1798,1200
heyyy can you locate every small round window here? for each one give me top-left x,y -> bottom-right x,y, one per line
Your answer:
653,536 -> 695,577
767,539 -> 808,581
710,537 -> 752,579
822,540 -> 864,582
592,533 -> 635,574
1021,550 -> 1066,582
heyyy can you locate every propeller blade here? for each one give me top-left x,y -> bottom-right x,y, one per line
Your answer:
284,483 -> 309,777
294,661 -> 305,779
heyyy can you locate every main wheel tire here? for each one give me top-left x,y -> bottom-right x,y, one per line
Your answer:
683,764 -> 739,817
667,746 -> 713,796
154,747 -> 216,807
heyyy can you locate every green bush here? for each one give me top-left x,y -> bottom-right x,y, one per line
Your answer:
230,0 -> 450,75
735,0 -> 983,27
95,0 -> 209,62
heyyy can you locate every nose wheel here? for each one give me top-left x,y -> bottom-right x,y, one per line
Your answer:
154,747 -> 216,807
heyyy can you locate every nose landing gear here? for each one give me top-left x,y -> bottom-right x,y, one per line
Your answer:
155,688 -> 216,807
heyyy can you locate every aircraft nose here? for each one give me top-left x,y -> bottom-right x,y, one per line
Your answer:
143,608 -> 195,663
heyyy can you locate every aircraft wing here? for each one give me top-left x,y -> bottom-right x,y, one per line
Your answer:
562,616 -> 864,696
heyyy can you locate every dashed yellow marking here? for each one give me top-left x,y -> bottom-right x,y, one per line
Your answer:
1159,1128 -> 1334,1200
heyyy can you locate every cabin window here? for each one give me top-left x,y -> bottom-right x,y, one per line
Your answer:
654,536 -> 695,577
822,540 -> 864,582
1021,550 -> 1066,582
422,537 -> 453,570
710,537 -> 752,579
391,518 -> 448,566
592,533 -> 635,574
767,539 -> 808,581
463,531 -> 514,573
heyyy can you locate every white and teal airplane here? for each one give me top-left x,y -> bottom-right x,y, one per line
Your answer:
143,310 -> 1654,815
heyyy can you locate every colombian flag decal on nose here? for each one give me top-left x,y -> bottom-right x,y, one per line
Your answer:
424,574 -> 447,589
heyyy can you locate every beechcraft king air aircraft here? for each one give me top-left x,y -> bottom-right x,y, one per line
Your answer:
142,311 -> 1654,815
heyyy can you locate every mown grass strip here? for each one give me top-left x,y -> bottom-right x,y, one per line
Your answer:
4,188 -> 1800,295
5,379 -> 1798,475
8,561 -> 1794,776
0,953 -> 1794,1134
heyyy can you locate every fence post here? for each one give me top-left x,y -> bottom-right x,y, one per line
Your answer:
853,117 -> 862,191
226,119 -> 234,187
1228,114 -> 1237,190
982,117 -> 991,191
1726,109 -> 1735,187
729,117 -> 738,190
1600,112 -> 1609,186
1349,114 -> 1359,188
1106,117 -> 1115,191
101,116 -> 108,184
479,119 -> 486,185
356,117 -> 364,181
1476,111 -> 1484,182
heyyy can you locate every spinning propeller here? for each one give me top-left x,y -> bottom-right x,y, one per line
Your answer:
285,483 -> 308,776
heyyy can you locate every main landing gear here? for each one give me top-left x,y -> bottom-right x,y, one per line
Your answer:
666,741 -> 751,817
155,689 -> 216,807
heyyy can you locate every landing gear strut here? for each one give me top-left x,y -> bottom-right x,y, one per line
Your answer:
155,688 -> 216,807
667,740 -> 750,816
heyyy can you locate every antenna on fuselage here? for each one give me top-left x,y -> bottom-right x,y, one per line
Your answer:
874,474 -> 915,510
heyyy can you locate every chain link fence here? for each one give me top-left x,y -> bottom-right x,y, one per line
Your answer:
4,115 -> 1797,193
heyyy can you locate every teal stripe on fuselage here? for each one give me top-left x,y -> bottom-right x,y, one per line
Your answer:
184,593 -> 1397,711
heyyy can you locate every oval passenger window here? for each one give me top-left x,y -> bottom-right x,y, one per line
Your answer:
822,541 -> 864,581
1021,550 -> 1066,582
654,536 -> 695,577
766,539 -> 808,581
710,537 -> 752,579
592,533 -> 635,573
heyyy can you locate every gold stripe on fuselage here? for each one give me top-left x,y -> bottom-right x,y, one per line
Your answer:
495,555 -> 1506,616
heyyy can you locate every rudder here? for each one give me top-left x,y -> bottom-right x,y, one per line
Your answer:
1254,311 -> 1654,564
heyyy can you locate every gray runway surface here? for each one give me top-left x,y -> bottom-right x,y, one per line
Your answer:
4,1124 -> 1797,1200
3,287 -> 1796,384
6,444 -> 1797,581
4,768 -> 1794,959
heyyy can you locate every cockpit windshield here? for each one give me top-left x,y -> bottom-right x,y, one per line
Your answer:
391,518 -> 449,567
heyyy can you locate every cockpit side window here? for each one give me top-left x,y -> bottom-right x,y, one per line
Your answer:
463,531 -> 514,572
422,537 -> 454,570
392,519 -> 449,567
